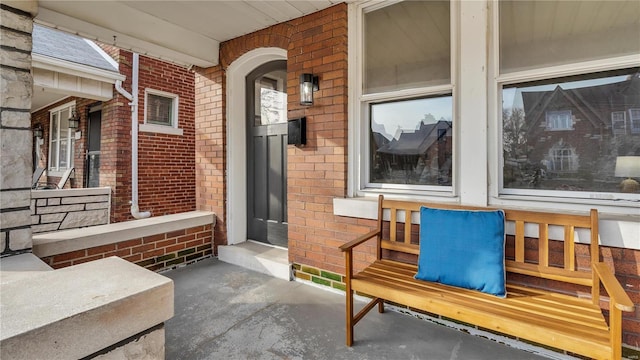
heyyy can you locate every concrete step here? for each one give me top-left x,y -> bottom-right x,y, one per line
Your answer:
217,241 -> 291,281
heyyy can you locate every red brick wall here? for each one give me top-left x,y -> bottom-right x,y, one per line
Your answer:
193,66 -> 227,247
135,53 -> 196,219
39,224 -> 212,272
109,51 -> 196,222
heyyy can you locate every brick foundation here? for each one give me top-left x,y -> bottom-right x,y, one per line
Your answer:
40,224 -> 212,272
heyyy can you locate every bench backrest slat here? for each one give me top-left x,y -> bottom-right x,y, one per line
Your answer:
390,207 -> 397,242
565,225 -> 575,271
376,196 -> 599,289
515,220 -> 525,263
539,223 -> 549,267
404,210 -> 412,245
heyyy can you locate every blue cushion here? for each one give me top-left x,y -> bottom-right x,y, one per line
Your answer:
415,207 -> 506,298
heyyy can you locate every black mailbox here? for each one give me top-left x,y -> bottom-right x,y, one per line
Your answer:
288,117 -> 306,146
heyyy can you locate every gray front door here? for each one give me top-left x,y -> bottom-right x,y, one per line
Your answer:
246,60 -> 288,247
85,107 -> 101,188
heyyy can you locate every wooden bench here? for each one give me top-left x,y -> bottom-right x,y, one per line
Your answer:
339,195 -> 634,360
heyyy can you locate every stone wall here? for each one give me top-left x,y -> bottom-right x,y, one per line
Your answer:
0,4 -> 34,256
31,188 -> 111,234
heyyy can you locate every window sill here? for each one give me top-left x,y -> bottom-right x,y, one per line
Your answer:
139,123 -> 183,136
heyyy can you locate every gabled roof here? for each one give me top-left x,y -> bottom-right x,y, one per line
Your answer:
33,24 -> 118,73
521,78 -> 635,134
377,120 -> 451,156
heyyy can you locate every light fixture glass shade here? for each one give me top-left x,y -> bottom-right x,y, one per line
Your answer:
615,156 -> 640,178
300,73 -> 314,106
68,109 -> 80,129
33,124 -> 43,138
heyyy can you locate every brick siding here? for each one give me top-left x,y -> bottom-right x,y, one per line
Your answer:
193,2 -> 639,351
39,224 -> 212,272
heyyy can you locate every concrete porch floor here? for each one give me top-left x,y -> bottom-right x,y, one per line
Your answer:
163,258 -> 566,360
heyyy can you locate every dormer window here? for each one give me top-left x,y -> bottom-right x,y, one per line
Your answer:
546,110 -> 572,131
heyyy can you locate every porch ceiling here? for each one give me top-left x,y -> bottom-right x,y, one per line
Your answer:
35,0 -> 344,68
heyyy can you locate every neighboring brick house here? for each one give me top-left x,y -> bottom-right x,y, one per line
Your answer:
510,76 -> 640,192
30,25 -> 196,222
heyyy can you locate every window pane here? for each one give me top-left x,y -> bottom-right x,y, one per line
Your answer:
502,68 -> 640,193
255,70 -> 286,126
370,96 -> 453,186
500,1 -> 640,73
148,94 -> 173,126
59,138 -> 68,168
364,1 -> 450,93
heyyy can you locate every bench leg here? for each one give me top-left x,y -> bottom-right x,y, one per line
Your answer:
378,298 -> 384,313
346,287 -> 354,346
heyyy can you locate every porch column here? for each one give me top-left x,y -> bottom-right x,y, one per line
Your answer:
458,0 -> 489,206
1,2 -> 36,255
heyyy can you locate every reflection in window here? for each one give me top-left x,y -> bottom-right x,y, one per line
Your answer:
546,110 -> 572,130
254,73 -> 286,126
147,94 -> 173,126
630,109 -> 640,134
502,68 -> 640,193
611,111 -> 627,135
145,89 -> 178,128
370,96 -> 452,186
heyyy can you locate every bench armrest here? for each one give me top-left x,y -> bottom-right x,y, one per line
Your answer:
339,230 -> 380,252
593,262 -> 634,312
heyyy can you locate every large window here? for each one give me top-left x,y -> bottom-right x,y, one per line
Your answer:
359,1 -> 452,194
48,102 -> 74,174
499,0 -> 640,198
370,96 -> 452,186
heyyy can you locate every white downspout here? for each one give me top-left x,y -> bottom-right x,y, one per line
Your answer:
114,53 -> 151,219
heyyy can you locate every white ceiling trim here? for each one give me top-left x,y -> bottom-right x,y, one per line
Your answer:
35,7 -> 219,68
32,53 -> 126,84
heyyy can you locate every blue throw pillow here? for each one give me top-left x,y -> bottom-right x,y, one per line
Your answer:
415,207 -> 506,298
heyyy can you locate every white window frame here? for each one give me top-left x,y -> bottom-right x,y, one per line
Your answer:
545,110 -> 573,131
488,1 -> 640,212
348,0 -> 458,201
611,111 -> 627,135
140,88 -> 183,136
630,108 -> 640,134
48,101 -> 75,177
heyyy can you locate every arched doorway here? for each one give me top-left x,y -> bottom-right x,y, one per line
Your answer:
245,60 -> 288,247
225,48 -> 287,246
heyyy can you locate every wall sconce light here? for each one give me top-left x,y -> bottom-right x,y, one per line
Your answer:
33,123 -> 43,139
300,73 -> 319,106
68,109 -> 80,129
615,156 -> 640,193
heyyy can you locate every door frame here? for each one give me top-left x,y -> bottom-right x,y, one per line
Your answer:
226,47 -> 287,245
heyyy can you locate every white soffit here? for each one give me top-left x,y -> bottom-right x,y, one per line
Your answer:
35,1 -> 342,68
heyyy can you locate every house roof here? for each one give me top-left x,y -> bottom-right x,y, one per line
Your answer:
377,121 -> 451,156
521,76 -> 637,134
33,24 -> 118,73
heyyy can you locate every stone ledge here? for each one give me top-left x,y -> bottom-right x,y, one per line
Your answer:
33,211 -> 216,257
31,187 -> 111,199
0,256 -> 173,360
0,253 -> 53,285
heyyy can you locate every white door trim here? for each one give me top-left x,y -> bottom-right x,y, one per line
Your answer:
226,47 -> 287,245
